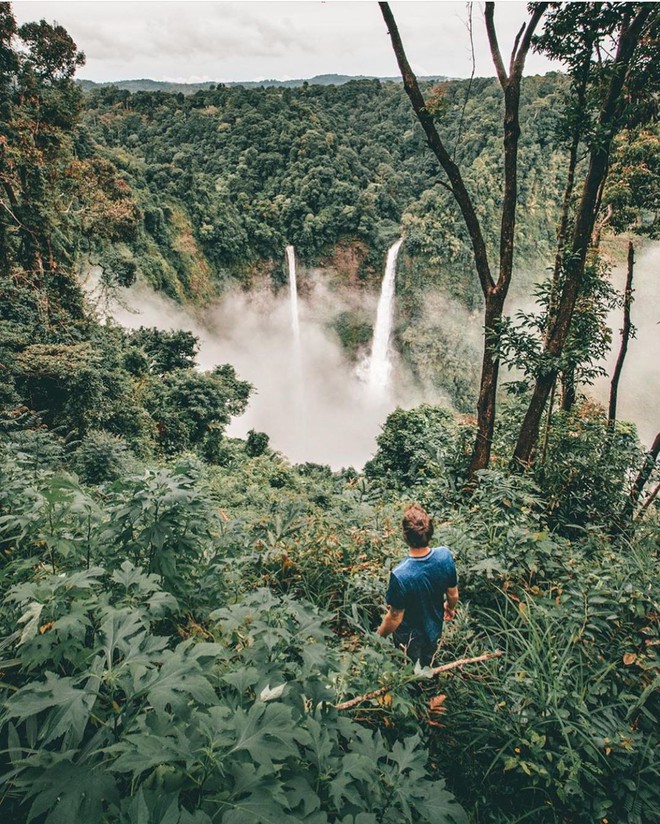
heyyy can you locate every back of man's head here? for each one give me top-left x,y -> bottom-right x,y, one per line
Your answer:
402,504 -> 434,548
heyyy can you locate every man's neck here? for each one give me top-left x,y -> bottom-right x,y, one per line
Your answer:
409,546 -> 431,557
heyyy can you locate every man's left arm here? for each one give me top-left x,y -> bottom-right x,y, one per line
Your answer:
444,585 -> 459,620
377,605 -> 405,638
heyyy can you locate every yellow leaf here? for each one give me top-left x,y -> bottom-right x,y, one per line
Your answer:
623,653 -> 637,666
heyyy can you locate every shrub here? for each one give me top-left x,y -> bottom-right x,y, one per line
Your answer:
70,430 -> 135,484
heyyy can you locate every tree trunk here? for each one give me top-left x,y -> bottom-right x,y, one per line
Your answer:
620,431 -> 660,524
560,369 -> 576,411
380,1 -> 545,481
468,290 -> 505,476
608,241 -> 634,424
513,6 -> 652,468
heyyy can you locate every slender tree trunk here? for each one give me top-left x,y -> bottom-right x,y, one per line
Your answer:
540,377 -> 556,465
560,371 -> 576,411
547,130 -> 579,332
608,241 -> 634,424
512,6 -> 652,468
469,291 -> 505,475
380,1 -> 545,481
620,431 -> 660,524
637,481 -> 660,518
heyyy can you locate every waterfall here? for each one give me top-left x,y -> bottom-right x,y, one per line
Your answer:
286,245 -> 301,350
367,237 -> 404,396
285,244 -> 305,428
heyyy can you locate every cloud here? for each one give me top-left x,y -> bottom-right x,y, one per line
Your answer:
12,1 -> 559,84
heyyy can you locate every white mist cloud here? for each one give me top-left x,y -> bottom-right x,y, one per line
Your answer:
591,242 -> 660,448
96,273 -> 420,469
86,236 -> 659,468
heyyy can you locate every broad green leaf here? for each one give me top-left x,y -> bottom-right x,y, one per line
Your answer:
142,643 -> 219,715
21,756 -> 118,824
7,722 -> 21,765
109,732 -> 184,779
5,671 -> 98,748
229,702 -> 301,770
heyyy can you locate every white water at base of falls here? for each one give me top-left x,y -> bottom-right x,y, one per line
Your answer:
367,237 -> 404,398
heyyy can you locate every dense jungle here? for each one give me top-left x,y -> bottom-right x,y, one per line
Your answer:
0,2 -> 658,823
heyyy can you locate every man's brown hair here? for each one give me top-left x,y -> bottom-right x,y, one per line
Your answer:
402,504 -> 434,548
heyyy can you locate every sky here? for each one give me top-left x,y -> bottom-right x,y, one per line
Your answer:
12,1 -> 560,84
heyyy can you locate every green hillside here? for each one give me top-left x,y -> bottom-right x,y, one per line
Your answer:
81,73 -> 568,299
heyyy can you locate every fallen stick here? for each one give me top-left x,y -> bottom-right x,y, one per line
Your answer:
335,650 -> 503,711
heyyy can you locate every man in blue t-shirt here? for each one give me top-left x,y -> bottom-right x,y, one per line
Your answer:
377,504 -> 459,666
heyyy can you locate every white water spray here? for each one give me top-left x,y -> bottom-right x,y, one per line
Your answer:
285,244 -> 306,429
286,244 -> 301,350
367,237 -> 404,397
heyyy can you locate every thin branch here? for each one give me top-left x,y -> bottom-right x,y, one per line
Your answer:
454,2 -> 477,162
621,430 -> 660,523
509,23 -> 526,76
637,481 -> 660,518
335,650 -> 503,711
485,2 -> 508,87
511,4 -> 549,80
608,241 -> 634,424
379,1 -> 494,295
433,178 -> 456,195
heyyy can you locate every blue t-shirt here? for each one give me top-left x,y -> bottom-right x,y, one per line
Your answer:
385,546 -> 457,646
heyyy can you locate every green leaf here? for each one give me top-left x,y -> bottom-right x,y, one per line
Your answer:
220,788 -> 293,824
229,702 -> 302,771
127,787 -> 151,824
418,778 -> 468,823
142,642 -> 219,716
109,732 -> 184,779
5,670 -> 99,748
20,755 -> 118,824
7,722 -> 21,765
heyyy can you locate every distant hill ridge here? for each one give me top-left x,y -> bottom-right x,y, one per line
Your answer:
77,73 -> 449,94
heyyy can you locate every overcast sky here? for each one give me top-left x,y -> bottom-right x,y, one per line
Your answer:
12,1 -> 560,84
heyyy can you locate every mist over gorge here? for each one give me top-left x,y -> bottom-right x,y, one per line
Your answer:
95,242 -> 457,469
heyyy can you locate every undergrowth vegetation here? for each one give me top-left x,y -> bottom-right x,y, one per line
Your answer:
1,403 -> 658,823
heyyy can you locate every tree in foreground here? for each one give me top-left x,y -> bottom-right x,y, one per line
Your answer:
380,1 -> 547,481
381,1 -> 659,477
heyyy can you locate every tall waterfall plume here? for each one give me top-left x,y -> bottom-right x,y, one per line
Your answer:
285,244 -> 305,426
367,237 -> 404,397
286,245 -> 301,350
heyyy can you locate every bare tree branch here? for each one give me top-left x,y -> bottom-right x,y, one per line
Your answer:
379,1 -> 494,295
485,2 -> 508,87
511,4 -> 548,79
510,23 -> 526,76
335,650 -> 503,711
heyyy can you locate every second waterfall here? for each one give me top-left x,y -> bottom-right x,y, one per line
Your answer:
367,237 -> 404,399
